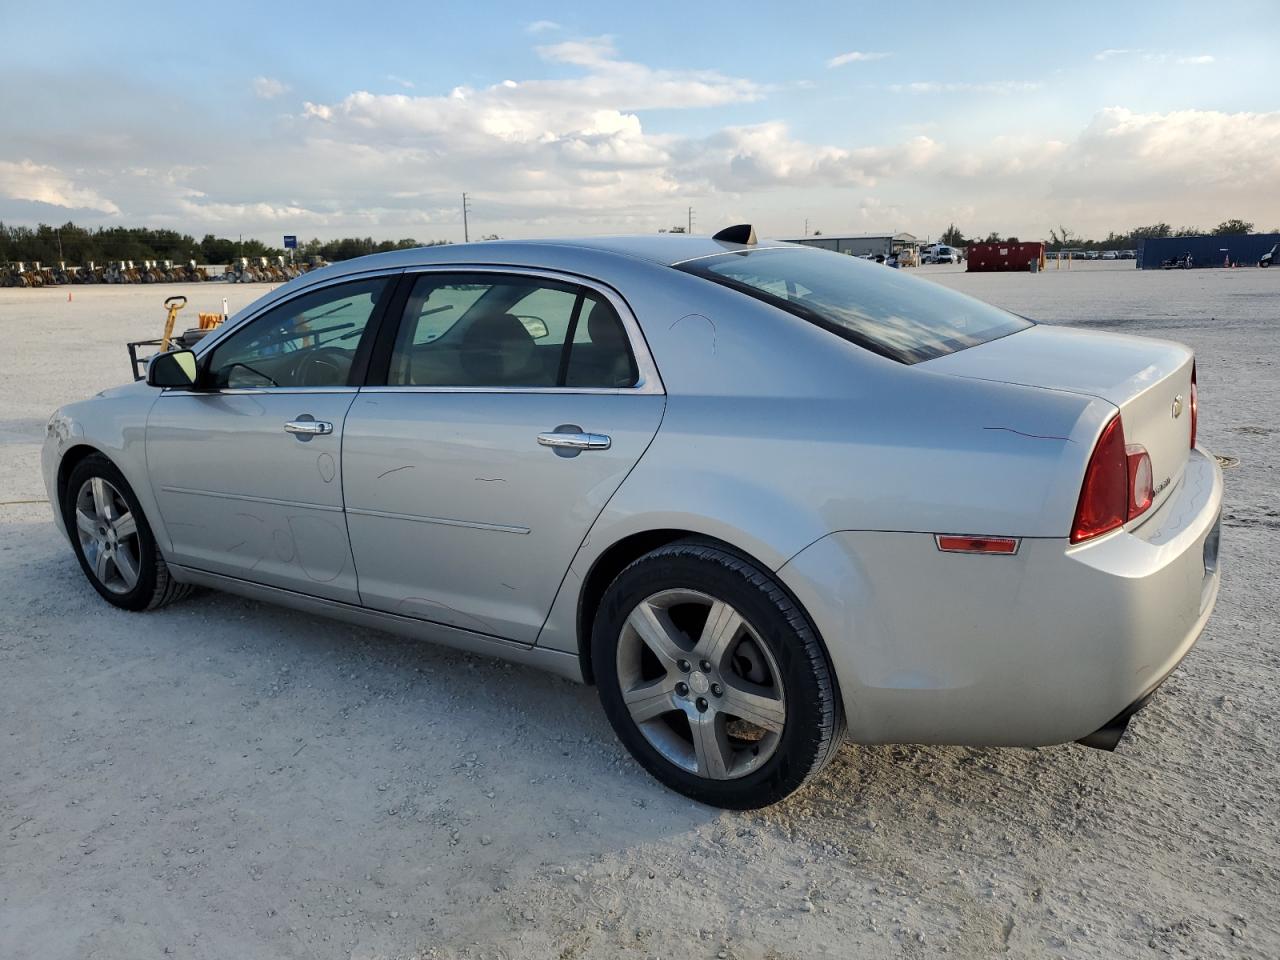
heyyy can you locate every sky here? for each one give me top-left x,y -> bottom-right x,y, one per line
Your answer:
1,0 -> 1278,244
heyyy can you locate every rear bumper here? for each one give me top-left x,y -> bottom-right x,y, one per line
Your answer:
777,447 -> 1223,747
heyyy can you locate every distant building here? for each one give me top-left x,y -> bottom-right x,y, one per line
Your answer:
1137,233 -> 1280,269
787,232 -> 918,258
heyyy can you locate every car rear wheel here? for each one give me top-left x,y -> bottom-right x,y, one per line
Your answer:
592,541 -> 844,809
62,453 -> 191,611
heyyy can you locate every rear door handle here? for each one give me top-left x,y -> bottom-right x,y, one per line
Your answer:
284,419 -> 333,439
537,431 -> 611,451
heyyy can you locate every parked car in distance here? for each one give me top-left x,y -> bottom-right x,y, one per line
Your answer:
1102,250 -> 1118,260
43,228 -> 1222,808
1120,250 -> 1137,260
1260,244 -> 1276,267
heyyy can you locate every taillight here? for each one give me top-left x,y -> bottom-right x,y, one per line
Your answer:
1189,363 -> 1198,449
1072,416 -> 1156,543
1126,444 -> 1153,519
1071,416 -> 1128,543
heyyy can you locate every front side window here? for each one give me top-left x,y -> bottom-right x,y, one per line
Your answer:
676,247 -> 1031,363
207,277 -> 391,388
387,273 -> 637,388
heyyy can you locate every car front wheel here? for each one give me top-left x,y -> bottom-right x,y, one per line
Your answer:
62,453 -> 190,611
592,541 -> 844,809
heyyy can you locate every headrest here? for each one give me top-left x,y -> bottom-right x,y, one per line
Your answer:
461,312 -> 535,383
586,300 -> 623,344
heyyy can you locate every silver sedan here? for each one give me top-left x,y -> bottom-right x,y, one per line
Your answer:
43,229 -> 1222,808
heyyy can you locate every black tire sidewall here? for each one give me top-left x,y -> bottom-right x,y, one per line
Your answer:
62,454 -> 162,611
593,546 -> 836,809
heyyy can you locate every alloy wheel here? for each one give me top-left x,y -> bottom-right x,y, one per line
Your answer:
73,476 -> 141,595
615,589 -> 787,780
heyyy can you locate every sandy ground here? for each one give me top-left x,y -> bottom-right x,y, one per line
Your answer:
1,263 -> 1277,959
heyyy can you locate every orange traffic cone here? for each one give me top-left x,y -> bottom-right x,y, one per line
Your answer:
67,290 -> 72,302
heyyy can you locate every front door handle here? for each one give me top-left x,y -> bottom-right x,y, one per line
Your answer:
537,431 -> 611,451
284,418 -> 333,439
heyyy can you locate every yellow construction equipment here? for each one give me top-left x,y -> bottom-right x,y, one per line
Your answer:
128,295 -> 227,380
158,295 -> 186,351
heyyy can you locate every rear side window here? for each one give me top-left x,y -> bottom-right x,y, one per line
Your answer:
387,273 -> 637,388
676,247 -> 1031,363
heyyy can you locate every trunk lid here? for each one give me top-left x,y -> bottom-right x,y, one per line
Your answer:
923,325 -> 1195,520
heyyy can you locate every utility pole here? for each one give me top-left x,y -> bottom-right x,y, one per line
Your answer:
462,193 -> 471,243
687,206 -> 695,234
804,218 -> 809,237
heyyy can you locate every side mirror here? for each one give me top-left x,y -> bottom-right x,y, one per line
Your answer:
147,349 -> 199,388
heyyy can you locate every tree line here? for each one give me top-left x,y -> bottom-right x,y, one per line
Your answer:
937,219 -> 1273,251
0,221 -> 451,265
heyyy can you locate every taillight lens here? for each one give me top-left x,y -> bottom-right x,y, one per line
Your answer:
1126,444 -> 1153,519
1071,416 -> 1128,543
1072,416 -> 1157,542
1189,363 -> 1198,449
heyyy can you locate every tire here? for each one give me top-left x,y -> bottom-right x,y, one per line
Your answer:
62,453 -> 191,612
592,540 -> 844,809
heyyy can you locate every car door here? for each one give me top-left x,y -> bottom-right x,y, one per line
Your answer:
342,268 -> 665,644
146,273 -> 398,603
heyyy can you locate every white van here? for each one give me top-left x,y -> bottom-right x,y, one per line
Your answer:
923,244 -> 961,264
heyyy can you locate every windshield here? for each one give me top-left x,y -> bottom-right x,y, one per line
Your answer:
676,246 -> 1032,363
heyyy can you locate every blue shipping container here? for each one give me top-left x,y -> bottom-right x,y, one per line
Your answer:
1137,233 -> 1280,269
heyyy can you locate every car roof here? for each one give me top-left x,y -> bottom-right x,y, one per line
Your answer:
532,234 -> 796,265
314,234 -> 796,275
219,234 -> 800,333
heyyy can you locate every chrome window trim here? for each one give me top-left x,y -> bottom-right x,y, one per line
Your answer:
159,386 -> 360,398
358,385 -> 649,396
379,264 -> 665,396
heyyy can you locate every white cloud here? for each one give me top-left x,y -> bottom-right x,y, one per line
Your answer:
385,74 -> 415,89
1094,49 -> 1217,66
536,35 -> 619,68
681,123 -> 940,190
1064,107 -> 1278,192
826,50 -> 891,68
2,39 -> 1276,243
526,19 -> 561,34
917,107 -> 1280,236
889,80 -> 1041,94
0,159 -> 120,214
252,76 -> 289,100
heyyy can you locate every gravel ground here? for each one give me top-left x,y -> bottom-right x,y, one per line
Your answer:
1,262 -> 1277,959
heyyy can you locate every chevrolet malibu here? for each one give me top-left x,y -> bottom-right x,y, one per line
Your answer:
43,228 -> 1222,809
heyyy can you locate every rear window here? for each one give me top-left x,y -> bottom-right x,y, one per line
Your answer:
676,246 -> 1031,363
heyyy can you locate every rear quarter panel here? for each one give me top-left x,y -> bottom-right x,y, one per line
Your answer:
536,269 -> 1110,654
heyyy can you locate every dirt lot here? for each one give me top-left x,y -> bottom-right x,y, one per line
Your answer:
1,262 -> 1277,959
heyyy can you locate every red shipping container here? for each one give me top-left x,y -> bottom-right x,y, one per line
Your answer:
966,241 -> 1046,272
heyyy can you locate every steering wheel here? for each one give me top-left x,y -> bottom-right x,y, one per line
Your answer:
294,346 -> 350,387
